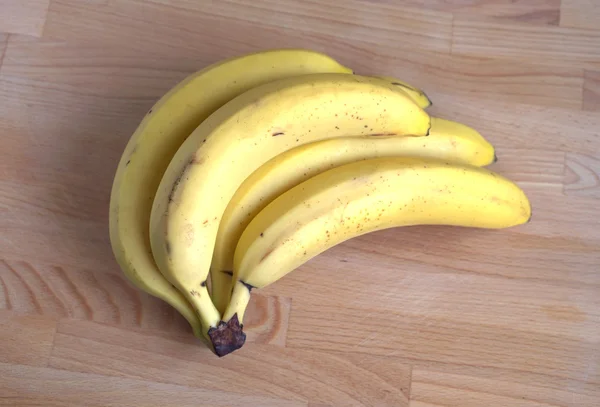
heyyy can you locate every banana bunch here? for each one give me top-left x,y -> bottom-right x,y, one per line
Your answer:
109,49 -> 531,357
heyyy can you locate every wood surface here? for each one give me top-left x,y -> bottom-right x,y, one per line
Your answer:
1,1 -> 599,406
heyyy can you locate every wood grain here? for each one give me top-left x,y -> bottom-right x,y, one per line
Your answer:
488,149 -> 565,185
0,362 -> 305,407
370,0 -> 561,25
49,319 -> 411,407
410,368 -> 599,407
0,310 -> 56,366
0,259 -> 188,331
521,190 -> 600,243
0,0 -> 50,37
0,259 -> 291,345
44,0 -> 451,58
0,37 -> 192,269
0,33 -> 8,66
352,49 -> 584,110
560,0 -> 600,30
1,0 -> 599,405
564,153 -> 600,199
426,55 -> 583,110
583,70 -> 600,111
286,302 -> 599,381
244,294 -> 292,347
452,19 -> 600,70
152,0 -> 454,53
448,0 -> 561,25
41,1 -> 585,111
428,93 -> 600,153
272,231 -> 600,310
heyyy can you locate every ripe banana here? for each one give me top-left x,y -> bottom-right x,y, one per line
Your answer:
374,76 -> 431,109
150,73 -> 431,355
222,157 -> 531,354
109,49 -> 352,338
209,117 -> 495,314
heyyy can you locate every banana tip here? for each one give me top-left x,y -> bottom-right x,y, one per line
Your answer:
208,314 -> 246,357
493,153 -> 498,163
424,92 -> 432,108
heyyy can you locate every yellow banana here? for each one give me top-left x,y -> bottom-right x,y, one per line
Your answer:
221,157 -> 531,355
150,73 -> 431,355
109,49 -> 352,338
374,76 -> 431,109
209,117 -> 495,314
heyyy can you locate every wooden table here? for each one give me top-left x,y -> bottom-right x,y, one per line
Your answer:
1,1 -> 599,406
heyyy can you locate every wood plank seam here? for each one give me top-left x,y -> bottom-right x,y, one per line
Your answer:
449,13 -> 456,55
583,70 -> 600,111
46,320 -> 59,368
0,0 -> 51,37
0,311 -> 59,368
0,33 -> 10,71
563,152 -> 600,199
0,361 -> 307,407
47,318 -> 409,406
451,18 -> 600,71
38,0 -> 52,39
406,364 -> 414,403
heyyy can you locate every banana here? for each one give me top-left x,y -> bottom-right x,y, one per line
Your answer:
209,117 -> 495,314
109,49 -> 352,338
374,76 -> 431,109
150,73 -> 431,355
221,157 -> 531,355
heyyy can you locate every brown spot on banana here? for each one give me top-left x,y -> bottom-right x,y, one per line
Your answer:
124,145 -> 138,167
168,167 -> 186,203
183,223 -> 194,246
190,154 -> 204,165
368,133 -> 396,137
168,156 -> 200,203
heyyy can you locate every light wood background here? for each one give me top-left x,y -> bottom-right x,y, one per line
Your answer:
1,1 -> 599,406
